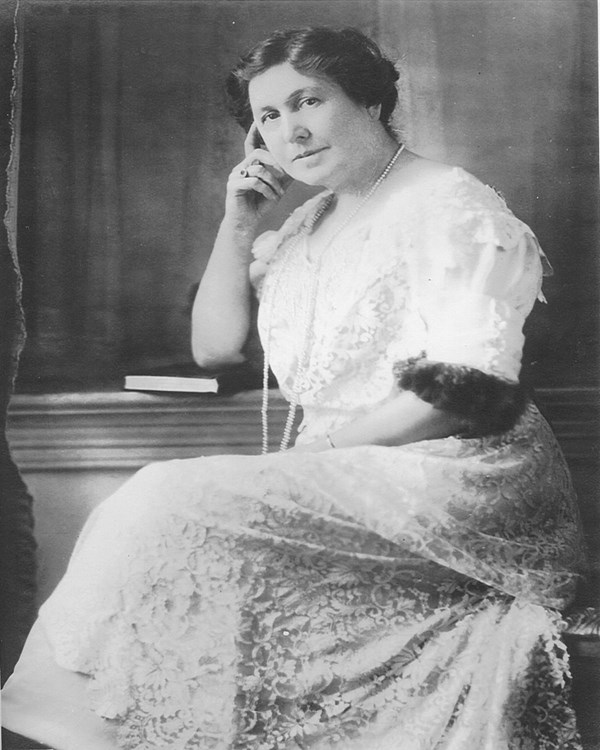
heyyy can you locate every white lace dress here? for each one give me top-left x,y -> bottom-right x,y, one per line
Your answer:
2,168 -> 586,750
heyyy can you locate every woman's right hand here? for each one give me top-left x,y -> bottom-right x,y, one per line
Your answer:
224,124 -> 291,228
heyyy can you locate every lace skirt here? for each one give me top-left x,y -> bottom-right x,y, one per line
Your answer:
2,404 -> 584,749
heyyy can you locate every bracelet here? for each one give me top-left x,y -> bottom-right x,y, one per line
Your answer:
325,432 -> 336,449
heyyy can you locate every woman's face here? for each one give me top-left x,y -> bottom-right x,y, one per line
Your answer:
248,62 -> 378,191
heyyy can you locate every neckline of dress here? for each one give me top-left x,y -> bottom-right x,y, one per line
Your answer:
297,166 -> 475,265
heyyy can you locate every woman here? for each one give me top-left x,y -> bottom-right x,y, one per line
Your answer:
2,26 -> 586,750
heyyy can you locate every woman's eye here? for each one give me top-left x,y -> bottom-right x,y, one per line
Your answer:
301,97 -> 319,108
262,111 -> 279,124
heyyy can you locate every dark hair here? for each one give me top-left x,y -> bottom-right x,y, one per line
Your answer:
226,27 -> 400,133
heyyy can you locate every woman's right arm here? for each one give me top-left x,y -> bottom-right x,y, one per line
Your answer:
191,216 -> 258,368
191,127 -> 288,368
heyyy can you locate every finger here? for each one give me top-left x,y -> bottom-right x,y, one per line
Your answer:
243,164 -> 285,196
232,160 -> 288,193
244,123 -> 263,157
229,163 -> 276,189
243,149 -> 289,181
230,175 -> 280,202
244,176 -> 281,202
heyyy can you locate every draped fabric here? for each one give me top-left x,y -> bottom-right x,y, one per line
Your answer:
0,0 -> 38,682
1,167 -> 586,749
15,1 -> 375,388
14,0 -> 598,390
22,432 -> 583,749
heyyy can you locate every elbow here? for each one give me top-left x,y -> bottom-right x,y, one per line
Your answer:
191,341 -> 246,371
393,356 -> 528,436
190,312 -> 250,370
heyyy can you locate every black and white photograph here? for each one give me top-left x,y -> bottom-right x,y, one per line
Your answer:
0,1 -> 598,748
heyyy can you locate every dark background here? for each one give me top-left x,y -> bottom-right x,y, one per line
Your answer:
11,0 -> 599,391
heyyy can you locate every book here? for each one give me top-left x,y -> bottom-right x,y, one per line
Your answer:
123,362 -> 265,395
124,373 -> 218,394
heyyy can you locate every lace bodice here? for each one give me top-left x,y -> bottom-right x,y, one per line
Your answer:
3,166 -> 581,750
252,167 -> 550,441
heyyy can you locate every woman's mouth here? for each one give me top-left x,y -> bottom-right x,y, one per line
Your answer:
293,147 -> 328,161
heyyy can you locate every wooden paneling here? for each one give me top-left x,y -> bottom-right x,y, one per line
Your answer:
7,389 -> 291,470
534,387 -> 600,464
8,388 -> 598,568
7,387 -> 598,607
8,387 -> 598,471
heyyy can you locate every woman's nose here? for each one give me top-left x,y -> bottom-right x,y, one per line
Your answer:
281,114 -> 309,143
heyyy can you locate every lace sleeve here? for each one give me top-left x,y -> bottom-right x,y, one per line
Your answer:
404,173 -> 551,383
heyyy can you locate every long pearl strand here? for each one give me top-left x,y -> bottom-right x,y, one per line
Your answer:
261,143 -> 406,454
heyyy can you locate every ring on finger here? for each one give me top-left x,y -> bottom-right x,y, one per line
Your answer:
240,167 -> 249,178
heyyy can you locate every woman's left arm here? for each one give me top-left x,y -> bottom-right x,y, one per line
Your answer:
290,391 -> 466,452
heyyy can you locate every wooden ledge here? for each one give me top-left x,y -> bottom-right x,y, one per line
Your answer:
6,389 -> 290,470
533,386 -> 600,464
6,386 -> 599,472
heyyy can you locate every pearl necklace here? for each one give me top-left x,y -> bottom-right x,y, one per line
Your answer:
261,143 -> 406,454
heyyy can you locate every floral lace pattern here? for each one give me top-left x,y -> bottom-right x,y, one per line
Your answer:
28,167 -> 585,748
37,402 -> 584,748
256,167 -> 551,417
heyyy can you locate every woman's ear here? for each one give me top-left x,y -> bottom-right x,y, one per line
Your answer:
367,103 -> 382,121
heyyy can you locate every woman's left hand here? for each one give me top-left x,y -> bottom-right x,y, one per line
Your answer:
286,437 -> 332,453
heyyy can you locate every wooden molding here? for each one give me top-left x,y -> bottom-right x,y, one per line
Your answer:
6,390 -> 290,470
6,386 -> 599,472
533,386 -> 600,464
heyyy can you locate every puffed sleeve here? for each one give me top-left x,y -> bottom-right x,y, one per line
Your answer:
394,173 -> 552,434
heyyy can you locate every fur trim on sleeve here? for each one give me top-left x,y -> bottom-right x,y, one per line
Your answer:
393,356 -> 528,436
